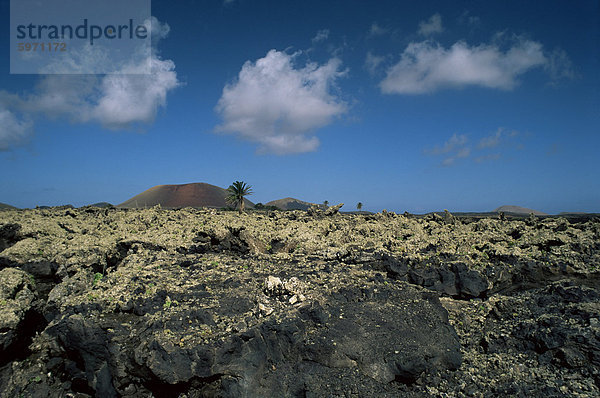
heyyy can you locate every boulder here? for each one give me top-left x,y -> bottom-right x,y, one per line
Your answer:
39,280 -> 461,397
0,223 -> 22,251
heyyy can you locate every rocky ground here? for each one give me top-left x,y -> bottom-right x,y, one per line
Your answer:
0,205 -> 598,397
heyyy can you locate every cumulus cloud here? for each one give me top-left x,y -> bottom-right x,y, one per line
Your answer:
215,50 -> 347,154
418,14 -> 443,36
18,75 -> 96,120
0,17 -> 179,150
380,38 -> 547,94
145,16 -> 171,43
312,29 -> 330,43
91,57 -> 178,129
0,109 -> 33,151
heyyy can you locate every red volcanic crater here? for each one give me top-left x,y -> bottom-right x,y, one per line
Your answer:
118,183 -> 254,209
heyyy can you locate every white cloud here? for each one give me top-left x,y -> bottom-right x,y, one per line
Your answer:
418,14 -> 443,36
441,157 -> 456,167
0,18 -> 179,150
457,147 -> 471,158
458,11 -> 481,26
545,48 -> 577,82
477,128 -> 519,149
441,145 -> 471,167
145,16 -> 171,42
312,29 -> 330,43
0,109 -> 33,151
91,57 -> 178,129
381,38 -> 547,94
427,129 -> 523,166
427,133 -> 470,167
38,17 -> 166,75
30,54 -> 177,130
426,133 -> 468,155
21,75 -> 97,120
478,128 -> 502,149
369,23 -> 387,37
365,52 -> 386,75
215,50 -> 347,154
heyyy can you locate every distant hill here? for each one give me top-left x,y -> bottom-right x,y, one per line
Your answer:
266,197 -> 315,211
85,202 -> 114,208
118,183 -> 254,209
0,202 -> 18,210
559,212 -> 589,215
494,205 -> 547,215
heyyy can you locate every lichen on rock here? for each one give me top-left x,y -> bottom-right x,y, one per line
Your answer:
0,208 -> 598,397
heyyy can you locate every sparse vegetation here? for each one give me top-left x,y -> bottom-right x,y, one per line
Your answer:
92,272 -> 103,286
226,181 -> 253,214
1,207 -> 599,397
163,297 -> 175,310
144,283 -> 155,297
254,203 -> 279,211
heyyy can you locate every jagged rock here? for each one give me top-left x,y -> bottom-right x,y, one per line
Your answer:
481,280 -> 600,372
307,204 -> 322,217
264,275 -> 285,296
443,209 -> 456,224
389,260 -> 490,299
0,207 -> 598,397
49,285 -> 460,396
46,315 -> 119,397
324,203 -> 343,216
0,268 -> 36,352
0,223 -> 22,251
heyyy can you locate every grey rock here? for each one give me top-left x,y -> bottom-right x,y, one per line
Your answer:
324,203 -> 344,216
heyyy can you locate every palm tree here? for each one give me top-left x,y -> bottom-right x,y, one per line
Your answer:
357,202 -> 363,212
323,200 -> 329,207
226,181 -> 253,214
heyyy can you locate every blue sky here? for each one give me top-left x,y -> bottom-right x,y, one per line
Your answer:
1,0 -> 599,213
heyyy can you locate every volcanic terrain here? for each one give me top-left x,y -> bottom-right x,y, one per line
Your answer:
0,206 -> 599,397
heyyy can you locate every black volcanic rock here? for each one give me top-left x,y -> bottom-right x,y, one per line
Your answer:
0,223 -> 22,251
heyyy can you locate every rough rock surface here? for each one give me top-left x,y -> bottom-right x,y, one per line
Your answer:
0,207 -> 599,397
0,268 -> 36,355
